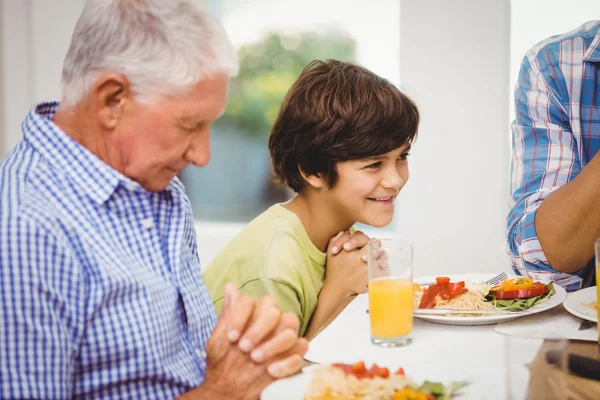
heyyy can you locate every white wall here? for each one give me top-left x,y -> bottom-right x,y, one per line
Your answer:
510,0 -> 600,121
0,0 -> 84,158
393,0 -> 512,276
1,0 -> 32,157
0,0 -> 4,157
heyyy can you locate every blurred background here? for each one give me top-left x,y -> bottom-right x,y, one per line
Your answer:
1,0 -> 598,275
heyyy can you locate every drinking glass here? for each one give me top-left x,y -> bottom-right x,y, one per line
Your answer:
367,238 -> 413,347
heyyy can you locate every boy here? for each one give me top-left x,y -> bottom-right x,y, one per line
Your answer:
203,60 -> 419,339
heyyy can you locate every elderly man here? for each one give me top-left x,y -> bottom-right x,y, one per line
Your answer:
507,20 -> 600,291
0,1 -> 308,399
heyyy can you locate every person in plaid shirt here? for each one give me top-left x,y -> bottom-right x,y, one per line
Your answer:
507,21 -> 600,292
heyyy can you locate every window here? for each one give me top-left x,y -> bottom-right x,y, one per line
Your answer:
180,0 -> 401,223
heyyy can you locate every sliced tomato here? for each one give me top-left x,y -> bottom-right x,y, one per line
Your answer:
419,285 -> 440,308
448,281 -> 467,297
334,362 -> 393,379
371,364 -> 390,378
351,361 -> 366,374
436,276 -> 450,285
489,282 -> 548,299
394,367 -> 405,376
370,363 -> 381,376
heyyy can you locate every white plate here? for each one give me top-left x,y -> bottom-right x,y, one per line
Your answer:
261,365 -> 474,400
413,273 -> 567,326
261,365 -> 315,400
563,286 -> 597,323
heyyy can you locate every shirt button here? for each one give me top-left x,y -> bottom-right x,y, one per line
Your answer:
141,218 -> 154,230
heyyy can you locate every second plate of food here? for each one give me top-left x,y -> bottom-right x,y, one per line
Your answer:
412,273 -> 566,326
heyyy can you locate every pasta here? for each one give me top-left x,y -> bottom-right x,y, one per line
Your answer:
434,283 -> 496,311
305,365 -> 417,400
304,362 -> 469,400
583,301 -> 597,312
413,283 -> 495,312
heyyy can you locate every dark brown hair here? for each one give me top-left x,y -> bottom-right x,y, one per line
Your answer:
269,59 -> 420,193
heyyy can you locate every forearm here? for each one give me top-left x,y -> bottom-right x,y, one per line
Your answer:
304,283 -> 353,341
535,151 -> 600,273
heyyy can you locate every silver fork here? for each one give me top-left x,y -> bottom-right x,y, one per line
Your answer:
484,272 -> 508,286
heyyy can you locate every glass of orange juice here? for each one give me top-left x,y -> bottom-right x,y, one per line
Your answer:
367,238 -> 413,347
596,238 -> 600,345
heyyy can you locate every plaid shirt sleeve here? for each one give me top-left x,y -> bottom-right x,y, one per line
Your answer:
507,51 -> 586,291
0,217 -> 85,399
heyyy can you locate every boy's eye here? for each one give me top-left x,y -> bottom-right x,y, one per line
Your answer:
398,152 -> 411,161
365,162 -> 382,169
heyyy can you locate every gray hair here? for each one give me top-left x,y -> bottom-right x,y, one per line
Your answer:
60,0 -> 238,108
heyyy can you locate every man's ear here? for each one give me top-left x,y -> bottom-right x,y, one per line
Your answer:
299,168 -> 326,189
92,73 -> 131,130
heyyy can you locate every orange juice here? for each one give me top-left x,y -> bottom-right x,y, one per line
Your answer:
368,278 -> 413,338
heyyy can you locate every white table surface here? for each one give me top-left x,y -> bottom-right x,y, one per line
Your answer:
304,293 -> 588,400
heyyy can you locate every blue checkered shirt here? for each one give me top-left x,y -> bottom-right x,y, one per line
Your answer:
0,103 -> 217,399
507,21 -> 600,291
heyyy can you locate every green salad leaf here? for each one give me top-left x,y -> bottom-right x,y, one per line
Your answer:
486,283 -> 555,311
417,380 -> 470,400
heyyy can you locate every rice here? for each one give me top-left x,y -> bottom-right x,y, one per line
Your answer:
304,365 -> 414,400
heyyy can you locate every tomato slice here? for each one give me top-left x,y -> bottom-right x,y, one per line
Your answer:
395,367 -> 405,376
448,281 -> 467,297
419,278 -> 469,308
334,362 -> 394,379
489,282 -> 548,299
436,276 -> 450,285
351,361 -> 366,374
419,285 -> 440,308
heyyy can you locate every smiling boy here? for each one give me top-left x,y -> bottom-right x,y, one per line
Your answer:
203,60 -> 419,339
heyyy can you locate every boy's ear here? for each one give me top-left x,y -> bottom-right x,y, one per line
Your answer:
299,168 -> 326,189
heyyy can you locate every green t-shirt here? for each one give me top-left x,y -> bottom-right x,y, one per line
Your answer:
202,204 -> 326,336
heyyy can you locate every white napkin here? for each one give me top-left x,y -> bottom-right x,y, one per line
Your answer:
493,305 -> 598,341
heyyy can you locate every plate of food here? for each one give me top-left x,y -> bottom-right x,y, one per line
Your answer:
261,361 -> 470,400
563,286 -> 597,323
412,273 -> 566,326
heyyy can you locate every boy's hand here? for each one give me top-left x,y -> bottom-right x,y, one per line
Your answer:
329,230 -> 370,255
324,231 -> 369,297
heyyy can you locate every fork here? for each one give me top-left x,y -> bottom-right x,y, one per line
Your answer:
484,272 -> 508,286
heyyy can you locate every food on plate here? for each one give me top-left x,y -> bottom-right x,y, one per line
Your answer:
487,277 -> 555,311
414,276 -> 494,312
583,300 -> 598,313
304,361 -> 468,400
413,276 -> 556,314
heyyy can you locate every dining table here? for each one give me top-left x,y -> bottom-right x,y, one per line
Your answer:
298,286 -> 599,400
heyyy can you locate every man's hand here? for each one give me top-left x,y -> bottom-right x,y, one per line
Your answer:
180,284 -> 308,400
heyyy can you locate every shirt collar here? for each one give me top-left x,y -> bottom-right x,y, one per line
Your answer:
583,22 -> 600,62
23,102 -> 185,204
